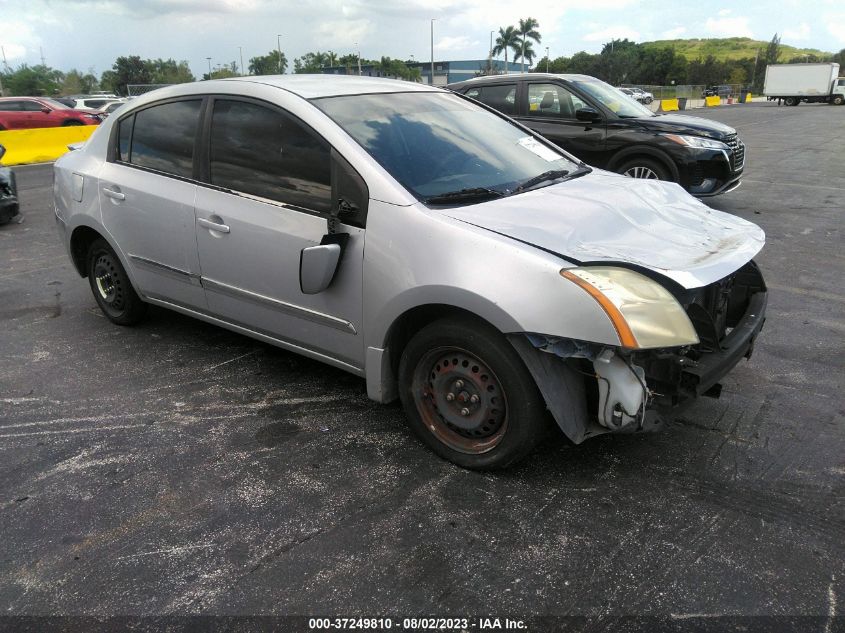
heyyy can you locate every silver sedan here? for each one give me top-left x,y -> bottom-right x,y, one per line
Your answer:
53,76 -> 767,469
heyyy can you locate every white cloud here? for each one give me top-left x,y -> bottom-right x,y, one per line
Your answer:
705,16 -> 754,38
825,14 -> 845,42
314,19 -> 373,48
0,21 -> 42,63
436,36 -> 472,51
661,26 -> 687,39
717,8 -> 732,16
583,26 -> 640,42
783,23 -> 811,41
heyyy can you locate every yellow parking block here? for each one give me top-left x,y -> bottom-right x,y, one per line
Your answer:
705,96 -> 721,107
660,98 -> 679,112
744,93 -> 752,103
0,125 -> 98,166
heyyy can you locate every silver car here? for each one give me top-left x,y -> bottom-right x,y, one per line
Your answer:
54,76 -> 767,469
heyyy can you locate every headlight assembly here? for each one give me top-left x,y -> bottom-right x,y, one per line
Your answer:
663,133 -> 729,150
560,266 -> 699,349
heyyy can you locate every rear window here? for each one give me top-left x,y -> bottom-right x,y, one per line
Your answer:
128,100 -> 202,178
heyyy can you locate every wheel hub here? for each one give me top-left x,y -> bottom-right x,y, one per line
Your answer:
412,348 -> 508,454
92,255 -> 124,309
624,166 -> 659,179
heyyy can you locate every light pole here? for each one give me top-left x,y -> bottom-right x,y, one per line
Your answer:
206,57 -> 212,79
277,34 -> 283,74
355,42 -> 362,75
545,46 -> 550,72
239,46 -> 245,76
430,18 -> 437,86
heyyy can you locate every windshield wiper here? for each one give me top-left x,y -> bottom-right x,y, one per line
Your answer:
513,169 -> 570,193
424,187 -> 505,205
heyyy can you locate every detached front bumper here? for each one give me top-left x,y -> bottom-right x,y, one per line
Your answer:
511,262 -> 767,444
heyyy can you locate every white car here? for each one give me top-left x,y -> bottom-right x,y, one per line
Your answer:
53,76 -> 767,469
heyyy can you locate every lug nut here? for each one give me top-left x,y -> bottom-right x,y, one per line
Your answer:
460,407 -> 470,416
454,380 -> 464,389
470,394 -> 479,404
446,393 -> 455,402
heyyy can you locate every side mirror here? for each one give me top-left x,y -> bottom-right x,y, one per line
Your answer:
0,145 -> 5,161
575,107 -> 602,122
300,243 -> 342,295
41,107 -> 52,114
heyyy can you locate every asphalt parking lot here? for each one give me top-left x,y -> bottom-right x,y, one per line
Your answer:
1,102 -> 843,629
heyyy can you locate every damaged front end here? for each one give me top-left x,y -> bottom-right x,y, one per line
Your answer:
510,261 -> 767,443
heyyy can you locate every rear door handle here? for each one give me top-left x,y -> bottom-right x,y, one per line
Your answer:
102,187 -> 125,201
198,217 -> 230,234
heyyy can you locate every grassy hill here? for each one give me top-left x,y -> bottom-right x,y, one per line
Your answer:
641,37 -> 832,62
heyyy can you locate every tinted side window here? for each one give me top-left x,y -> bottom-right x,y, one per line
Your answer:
22,101 -> 44,112
117,114 -> 134,162
129,100 -> 202,178
0,102 -> 22,111
209,99 -> 331,213
473,84 -> 517,115
527,83 -> 587,119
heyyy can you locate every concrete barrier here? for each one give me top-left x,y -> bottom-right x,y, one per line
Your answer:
0,126 -> 97,166
659,98 -> 679,112
705,96 -> 721,107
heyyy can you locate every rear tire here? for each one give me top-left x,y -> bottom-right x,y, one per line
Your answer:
616,157 -> 671,181
398,317 -> 547,470
833,95 -> 844,106
784,96 -> 799,107
62,120 -> 84,126
86,238 -> 147,325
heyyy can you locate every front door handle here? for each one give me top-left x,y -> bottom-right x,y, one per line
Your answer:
102,187 -> 125,201
198,217 -> 230,234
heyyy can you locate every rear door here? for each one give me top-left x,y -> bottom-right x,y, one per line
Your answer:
98,98 -> 207,310
0,101 -> 29,129
463,82 -> 519,118
193,97 -> 365,368
518,81 -> 607,166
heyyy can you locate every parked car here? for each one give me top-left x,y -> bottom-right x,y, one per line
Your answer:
72,97 -> 124,111
0,144 -> 20,225
96,100 -> 129,118
54,76 -> 767,469
628,87 -> 654,104
0,97 -> 102,130
52,97 -> 79,108
449,73 -> 745,197
703,85 -> 733,98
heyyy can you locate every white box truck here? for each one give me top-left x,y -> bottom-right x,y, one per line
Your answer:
763,63 -> 845,106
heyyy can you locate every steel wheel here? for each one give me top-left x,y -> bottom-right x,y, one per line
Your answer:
411,347 -> 508,454
624,165 -> 660,179
93,254 -> 126,310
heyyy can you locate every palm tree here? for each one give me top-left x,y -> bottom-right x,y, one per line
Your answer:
517,17 -> 541,72
514,40 -> 537,69
493,26 -> 520,74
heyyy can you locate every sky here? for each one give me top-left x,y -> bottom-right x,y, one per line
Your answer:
1,0 -> 844,78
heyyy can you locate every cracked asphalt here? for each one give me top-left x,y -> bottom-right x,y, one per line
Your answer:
0,102 -> 843,627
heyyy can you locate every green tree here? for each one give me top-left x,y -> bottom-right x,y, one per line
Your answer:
493,26 -> 521,73
148,58 -> 195,84
248,50 -> 288,75
105,56 -> 152,95
294,51 -> 333,73
517,17 -> 541,72
1,64 -> 63,96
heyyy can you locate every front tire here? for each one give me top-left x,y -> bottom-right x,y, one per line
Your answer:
784,96 -> 799,107
62,120 -> 84,126
86,238 -> 147,325
617,157 -> 671,181
833,95 -> 844,106
398,317 -> 547,470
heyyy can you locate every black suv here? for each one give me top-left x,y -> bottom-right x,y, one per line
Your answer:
448,73 -> 745,197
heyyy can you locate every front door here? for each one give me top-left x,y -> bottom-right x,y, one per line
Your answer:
194,98 -> 365,368
99,99 -> 207,310
518,82 -> 607,167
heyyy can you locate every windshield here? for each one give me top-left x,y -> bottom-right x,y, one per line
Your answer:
574,79 -> 655,118
41,98 -> 71,110
313,92 -> 581,201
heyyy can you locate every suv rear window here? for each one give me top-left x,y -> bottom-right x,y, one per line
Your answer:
127,100 -> 202,178
464,84 -> 517,115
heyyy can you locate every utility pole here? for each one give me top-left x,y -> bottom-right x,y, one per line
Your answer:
1,45 -> 8,72
239,46 -> 245,76
277,35 -> 283,74
355,42 -> 362,75
430,18 -> 436,86
40,46 -> 46,66
206,57 -> 212,79
546,46 -> 550,72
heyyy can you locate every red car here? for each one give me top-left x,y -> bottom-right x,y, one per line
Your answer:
0,96 -> 102,130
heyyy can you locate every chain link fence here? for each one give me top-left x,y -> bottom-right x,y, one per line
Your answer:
126,84 -> 174,97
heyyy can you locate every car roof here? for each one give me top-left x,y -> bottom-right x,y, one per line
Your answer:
448,72 -> 599,86
147,74 -> 442,99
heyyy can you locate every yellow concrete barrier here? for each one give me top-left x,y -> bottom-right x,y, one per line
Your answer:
744,93 -> 752,103
705,96 -> 721,107
660,98 -> 679,112
0,125 -> 98,166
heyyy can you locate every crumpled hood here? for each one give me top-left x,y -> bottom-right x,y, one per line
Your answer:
439,170 -> 765,289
